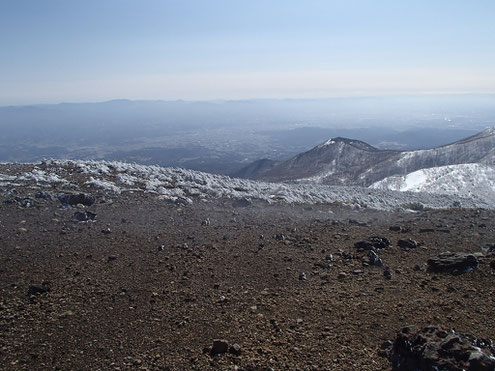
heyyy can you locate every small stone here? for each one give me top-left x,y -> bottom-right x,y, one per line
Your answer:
229,343 -> 241,355
210,340 -> 229,356
368,250 -> 383,267
217,296 -> 228,303
337,272 -> 347,280
384,270 -> 392,280
59,310 -> 75,318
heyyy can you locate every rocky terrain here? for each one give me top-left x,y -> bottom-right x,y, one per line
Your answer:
1,161 -> 495,370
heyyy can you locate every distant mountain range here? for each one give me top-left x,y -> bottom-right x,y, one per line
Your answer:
234,127 -> 495,188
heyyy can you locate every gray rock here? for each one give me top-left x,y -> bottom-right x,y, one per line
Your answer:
229,343 -> 241,355
368,250 -> 383,267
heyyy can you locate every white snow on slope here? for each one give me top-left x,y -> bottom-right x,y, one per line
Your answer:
0,160 -> 492,210
370,163 -> 495,204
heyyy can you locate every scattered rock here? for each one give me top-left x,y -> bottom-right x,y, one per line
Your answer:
398,239 -> 418,249
388,325 -> 495,371
73,211 -> 97,222
299,272 -> 307,281
210,339 -> 229,356
384,269 -> 392,280
201,218 -> 211,226
58,193 -> 95,206
337,272 -> 347,280
4,197 -> 37,208
427,252 -> 478,274
354,236 -> 392,251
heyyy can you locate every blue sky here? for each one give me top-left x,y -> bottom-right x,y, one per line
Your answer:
1,0 -> 494,104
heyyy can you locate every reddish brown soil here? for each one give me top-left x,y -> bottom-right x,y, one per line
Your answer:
1,187 -> 494,370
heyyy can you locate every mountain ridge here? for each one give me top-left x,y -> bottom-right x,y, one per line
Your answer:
236,127 -> 495,187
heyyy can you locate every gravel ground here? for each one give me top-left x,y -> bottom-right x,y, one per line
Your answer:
0,163 -> 494,370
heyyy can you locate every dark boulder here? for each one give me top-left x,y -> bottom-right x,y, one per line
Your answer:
58,193 -> 95,206
427,252 -> 478,274
354,236 -> 392,251
388,325 -> 495,370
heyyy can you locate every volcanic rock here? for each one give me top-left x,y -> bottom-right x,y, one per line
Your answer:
58,193 -> 95,206
73,211 -> 97,222
210,339 -> 229,356
388,325 -> 495,370
354,236 -> 392,251
427,252 -> 478,274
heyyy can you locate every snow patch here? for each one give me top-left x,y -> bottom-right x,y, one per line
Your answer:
370,163 -> 495,204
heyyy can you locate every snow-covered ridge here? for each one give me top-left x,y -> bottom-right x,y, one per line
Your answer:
0,159 -> 491,210
370,163 -> 495,205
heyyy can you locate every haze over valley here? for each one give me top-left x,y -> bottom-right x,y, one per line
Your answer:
2,95 -> 494,175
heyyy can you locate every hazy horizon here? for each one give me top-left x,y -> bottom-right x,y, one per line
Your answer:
1,1 -> 494,105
